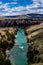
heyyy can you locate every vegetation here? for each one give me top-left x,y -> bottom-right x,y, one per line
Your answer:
0,53 -> 11,65
24,23 -> 43,65
0,28 -> 17,65
27,36 -> 43,65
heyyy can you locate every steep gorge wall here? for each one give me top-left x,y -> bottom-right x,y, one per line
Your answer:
0,19 -> 41,27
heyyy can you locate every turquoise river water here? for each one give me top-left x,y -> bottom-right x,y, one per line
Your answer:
9,28 -> 28,65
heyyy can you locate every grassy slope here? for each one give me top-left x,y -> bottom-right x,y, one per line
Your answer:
25,23 -> 43,40
25,23 -> 43,65
31,63 -> 43,65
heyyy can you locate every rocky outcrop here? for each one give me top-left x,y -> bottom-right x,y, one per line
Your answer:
0,19 -> 41,27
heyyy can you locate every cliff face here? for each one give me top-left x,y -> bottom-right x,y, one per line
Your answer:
25,22 -> 43,64
0,14 -> 43,27
0,19 -> 41,27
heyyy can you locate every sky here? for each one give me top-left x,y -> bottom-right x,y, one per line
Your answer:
0,0 -> 43,16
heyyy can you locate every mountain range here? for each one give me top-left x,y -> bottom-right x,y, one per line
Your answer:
5,14 -> 43,19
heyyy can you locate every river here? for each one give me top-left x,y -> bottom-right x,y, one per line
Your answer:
9,28 -> 28,65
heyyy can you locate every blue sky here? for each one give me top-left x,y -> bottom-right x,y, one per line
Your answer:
0,0 -> 43,16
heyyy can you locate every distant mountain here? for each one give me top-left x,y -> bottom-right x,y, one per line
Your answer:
28,14 -> 43,18
0,14 -> 43,20
5,14 -> 43,18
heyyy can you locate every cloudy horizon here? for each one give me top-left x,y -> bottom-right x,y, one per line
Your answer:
0,0 -> 43,16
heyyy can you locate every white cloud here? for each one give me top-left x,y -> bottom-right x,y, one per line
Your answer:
0,0 -> 43,16
10,2 -> 17,4
0,2 -> 2,4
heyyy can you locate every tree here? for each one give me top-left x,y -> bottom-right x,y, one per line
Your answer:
0,53 -> 5,65
4,59 -> 11,65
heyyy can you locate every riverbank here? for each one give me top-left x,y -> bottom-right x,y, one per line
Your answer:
31,63 -> 43,65
24,23 -> 43,44
0,27 -> 18,65
24,23 -> 43,65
